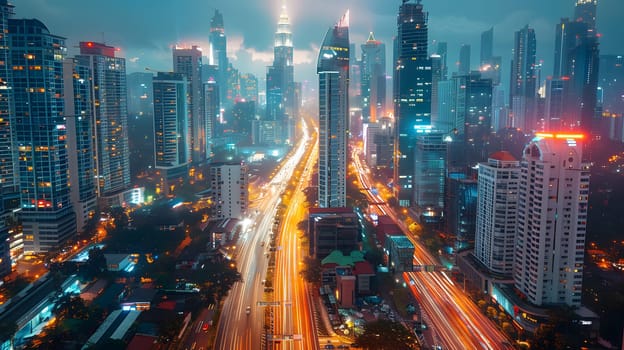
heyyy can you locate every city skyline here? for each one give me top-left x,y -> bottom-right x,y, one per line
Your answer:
18,0 -> 624,87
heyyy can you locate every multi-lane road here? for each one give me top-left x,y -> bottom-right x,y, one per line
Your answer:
352,146 -> 513,350
213,118 -> 315,350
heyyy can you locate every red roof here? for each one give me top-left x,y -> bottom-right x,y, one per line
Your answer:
127,334 -> 160,350
489,151 -> 517,162
157,300 -> 176,311
354,261 -> 375,275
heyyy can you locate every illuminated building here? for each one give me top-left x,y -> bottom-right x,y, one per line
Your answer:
209,162 -> 248,220
474,151 -> 519,277
126,72 -> 153,117
153,72 -> 190,196
393,0 -> 432,207
361,32 -> 386,123
458,44 -> 471,75
203,79 -> 219,158
173,46 -> 204,163
9,18 -> 76,252
63,59 -> 97,233
317,11 -> 349,208
209,10 -> 228,107
0,0 -> 16,198
514,133 -> 589,307
76,41 -> 131,203
413,133 -> 446,222
509,25 -> 537,132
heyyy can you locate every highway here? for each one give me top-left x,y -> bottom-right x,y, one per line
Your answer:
352,146 -> 513,350
272,117 -> 319,350
213,118 -> 314,350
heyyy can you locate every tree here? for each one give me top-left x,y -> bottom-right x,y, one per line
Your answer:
356,319 -> 418,350
300,256 -> 321,284
0,321 -> 17,347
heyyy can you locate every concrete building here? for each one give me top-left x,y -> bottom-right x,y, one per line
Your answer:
308,207 -> 360,260
209,162 -> 248,220
515,133 -> 589,307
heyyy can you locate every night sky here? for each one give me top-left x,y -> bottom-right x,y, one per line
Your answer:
18,0 -> 624,86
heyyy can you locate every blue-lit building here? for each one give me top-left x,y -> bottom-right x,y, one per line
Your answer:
63,59 -> 97,234
203,79 -> 219,158
360,32 -> 386,123
413,133 -> 446,223
0,0 -> 16,199
446,174 -> 477,250
317,11 -> 349,208
393,0 -> 433,207
9,18 -> 76,253
509,25 -> 537,132
209,10 -> 228,108
76,41 -> 130,204
153,72 -> 190,196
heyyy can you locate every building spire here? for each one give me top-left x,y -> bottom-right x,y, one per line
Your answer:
337,9 -> 349,28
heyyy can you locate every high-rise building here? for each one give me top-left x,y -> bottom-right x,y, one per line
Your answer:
63,59 -> 97,234
173,46 -> 204,163
0,0 -> 16,199
10,18 -> 76,252
509,25 -> 537,132
203,79 -> 219,158
76,41 -> 131,202
574,0 -> 597,30
599,55 -> 624,116
394,0 -> 432,207
458,44 -> 471,75
209,162 -> 248,220
209,10 -> 228,107
474,151 -> 519,277
514,133 -> 589,307
544,77 -> 566,130
153,72 -> 190,196
430,53 -> 443,127
361,32 -> 386,123
317,11 -> 349,208
126,72 -> 153,117
480,27 -> 493,65
267,4 -> 295,145
413,133 -> 446,222
239,73 -> 258,102
554,15 -> 599,134
436,41 -> 448,80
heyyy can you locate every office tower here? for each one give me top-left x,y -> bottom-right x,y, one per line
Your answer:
474,152 -> 519,277
317,11 -> 349,208
480,27 -> 501,85
0,0 -> 16,199
153,72 -> 190,196
446,174 -> 477,249
509,25 -> 537,132
491,85 -> 508,131
209,10 -> 228,107
308,207 -> 360,260
9,18 -> 76,253
480,27 -> 493,65
203,79 -> 219,158
267,5 -> 295,145
574,0 -> 597,30
458,44 -> 471,75
239,73 -> 258,102
63,59 -> 97,234
173,46 -> 204,163
430,54 -> 442,127
413,133 -> 446,221
230,100 -> 256,144
361,32 -> 386,123
436,41 -> 448,80
209,162 -> 248,220
126,72 -> 154,117
515,133 -> 589,307
599,55 -> 624,115
554,15 -> 600,134
437,72 -> 492,168
394,0 -> 432,207
76,42 -> 130,203
544,78 -> 565,130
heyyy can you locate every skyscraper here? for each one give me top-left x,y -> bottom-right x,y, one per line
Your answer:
458,44 -> 471,75
394,0 -> 432,207
267,4 -> 295,145
126,72 -> 154,117
574,0 -> 597,30
480,27 -> 493,65
514,133 -> 589,307
153,72 -> 190,196
173,46 -> 204,163
77,42 -> 131,203
209,162 -> 248,220
361,32 -> 386,123
436,41 -> 448,80
413,133 -> 446,221
63,59 -> 97,234
0,0 -> 16,197
474,151 -> 519,277
203,79 -> 219,158
509,25 -> 537,132
10,18 -> 76,252
209,10 -> 228,107
317,11 -> 349,208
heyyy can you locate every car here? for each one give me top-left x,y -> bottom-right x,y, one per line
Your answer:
246,306 -> 251,315
324,345 -> 335,349
337,345 -> 349,349
201,323 -> 209,332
